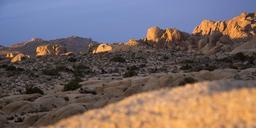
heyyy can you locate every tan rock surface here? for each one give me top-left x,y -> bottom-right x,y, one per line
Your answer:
193,12 -> 256,41
11,53 -> 29,63
49,80 -> 256,128
36,44 -> 66,57
93,44 -> 113,54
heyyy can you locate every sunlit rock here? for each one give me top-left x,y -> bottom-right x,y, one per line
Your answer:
193,12 -> 256,41
93,44 -> 113,54
36,44 -> 67,57
11,53 -> 29,63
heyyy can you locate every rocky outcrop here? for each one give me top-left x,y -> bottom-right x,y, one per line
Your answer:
5,53 -> 15,59
145,27 -> 189,48
36,44 -> 67,57
49,80 -> 256,128
193,12 -> 256,41
11,53 -> 29,63
93,44 -> 113,54
126,39 -> 140,46
231,36 -> 256,54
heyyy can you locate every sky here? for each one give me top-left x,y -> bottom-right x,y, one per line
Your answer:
0,0 -> 255,46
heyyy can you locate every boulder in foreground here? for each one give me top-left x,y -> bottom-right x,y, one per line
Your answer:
49,80 -> 256,128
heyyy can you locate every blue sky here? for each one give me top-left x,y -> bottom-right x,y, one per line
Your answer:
0,0 -> 255,45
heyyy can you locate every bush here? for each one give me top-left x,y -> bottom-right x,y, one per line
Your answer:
73,64 -> 92,77
42,68 -> 60,76
179,77 -> 198,86
110,56 -> 126,63
25,86 -> 44,95
63,77 -> 82,91
123,70 -> 137,78
127,65 -> 139,71
5,65 -> 25,72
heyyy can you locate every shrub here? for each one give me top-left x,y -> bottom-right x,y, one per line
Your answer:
5,65 -> 25,72
179,77 -> 198,86
25,86 -> 44,95
42,68 -> 59,76
127,65 -> 139,71
110,56 -> 126,63
63,77 -> 82,91
123,70 -> 137,78
72,64 -> 92,77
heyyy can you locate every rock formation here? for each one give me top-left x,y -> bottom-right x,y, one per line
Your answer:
126,39 -> 140,46
93,44 -> 113,54
36,44 -> 67,57
49,80 -> 256,128
5,53 -> 15,59
231,36 -> 256,54
145,27 -> 189,48
11,53 -> 29,63
193,12 -> 256,41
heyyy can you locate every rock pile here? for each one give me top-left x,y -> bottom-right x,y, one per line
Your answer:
36,44 -> 67,57
145,27 -> 189,48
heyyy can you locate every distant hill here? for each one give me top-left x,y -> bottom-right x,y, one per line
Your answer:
49,36 -> 97,53
1,36 -> 98,56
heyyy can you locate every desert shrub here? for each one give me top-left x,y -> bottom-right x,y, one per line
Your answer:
180,64 -> 193,70
110,56 -> 126,63
127,65 -> 139,71
42,68 -> 60,76
5,65 -> 25,72
73,64 -> 92,77
179,77 -> 198,86
123,70 -> 137,78
233,53 -> 247,61
67,57 -> 77,62
63,77 -> 82,91
25,86 -> 44,95
161,55 -> 170,60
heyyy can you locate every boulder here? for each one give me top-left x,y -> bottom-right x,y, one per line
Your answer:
49,80 -> 256,128
2,101 -> 38,114
36,44 -> 67,57
33,95 -> 68,112
93,44 -> 113,54
231,37 -> 256,54
126,39 -> 139,46
146,27 -> 189,48
5,53 -> 15,59
34,103 -> 86,127
11,53 -> 29,63
146,26 -> 164,43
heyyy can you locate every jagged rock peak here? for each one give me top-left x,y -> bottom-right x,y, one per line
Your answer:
193,12 -> 256,41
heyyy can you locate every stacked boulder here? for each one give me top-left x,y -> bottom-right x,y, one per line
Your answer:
145,27 -> 189,48
36,44 -> 67,57
11,53 -> 30,63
